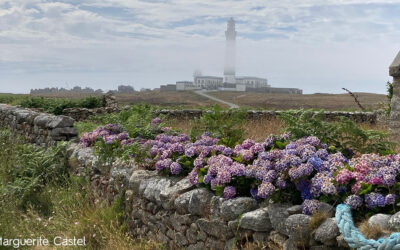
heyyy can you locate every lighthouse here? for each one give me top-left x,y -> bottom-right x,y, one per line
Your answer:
224,18 -> 237,83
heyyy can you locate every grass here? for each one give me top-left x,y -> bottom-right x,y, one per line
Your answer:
358,219 -> 391,240
0,128 -> 163,250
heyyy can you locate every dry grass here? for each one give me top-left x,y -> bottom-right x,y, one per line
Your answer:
358,220 -> 391,240
309,211 -> 331,232
208,91 -> 387,111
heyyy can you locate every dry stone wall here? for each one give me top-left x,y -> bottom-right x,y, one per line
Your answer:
67,143 -> 350,250
0,104 -> 78,146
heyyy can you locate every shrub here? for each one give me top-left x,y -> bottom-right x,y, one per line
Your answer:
189,105 -> 247,148
16,96 -> 105,115
279,109 -> 395,158
0,130 -> 70,214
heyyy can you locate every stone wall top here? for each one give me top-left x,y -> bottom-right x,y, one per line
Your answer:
0,104 -> 78,146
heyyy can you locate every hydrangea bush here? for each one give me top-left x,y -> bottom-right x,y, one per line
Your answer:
80,118 -> 400,217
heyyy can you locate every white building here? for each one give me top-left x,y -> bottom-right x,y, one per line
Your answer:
164,18 -> 302,94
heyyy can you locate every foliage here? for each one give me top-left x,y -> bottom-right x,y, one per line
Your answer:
279,109 -> 395,158
189,105 -> 247,148
16,96 -> 105,115
0,129 -> 162,249
0,132 -> 70,214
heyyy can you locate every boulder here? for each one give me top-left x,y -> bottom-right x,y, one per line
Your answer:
286,205 -> 302,215
368,214 -> 391,230
388,211 -> 400,230
141,177 -> 178,205
268,202 -> 292,234
174,191 -> 193,214
128,170 -> 158,194
220,197 -> 258,221
239,207 -> 272,232
285,214 -> 311,246
159,177 -> 194,210
46,115 -> 75,128
188,189 -> 214,216
314,218 -> 339,243
196,218 -> 233,240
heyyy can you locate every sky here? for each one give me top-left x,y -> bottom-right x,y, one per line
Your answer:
1,0 -> 400,94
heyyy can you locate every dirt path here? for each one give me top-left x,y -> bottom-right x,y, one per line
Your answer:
194,90 -> 239,109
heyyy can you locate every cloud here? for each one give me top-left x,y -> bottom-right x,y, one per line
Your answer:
0,0 -> 399,93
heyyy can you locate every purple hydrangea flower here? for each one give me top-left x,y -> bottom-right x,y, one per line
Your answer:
170,162 -> 182,175
385,194 -> 397,205
365,192 -> 386,209
223,186 -> 236,199
302,199 -> 320,215
257,182 -> 275,198
344,195 -> 363,209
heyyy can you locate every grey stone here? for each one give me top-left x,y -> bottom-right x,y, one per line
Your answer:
128,170 -> 158,194
205,237 -> 225,250
220,197 -> 258,221
196,218 -> 233,240
142,177 -> 178,205
224,238 -> 237,250
268,231 -> 288,250
268,202 -> 291,234
187,242 -> 205,250
228,219 -> 239,232
389,211 -> 400,230
46,115 -> 75,128
159,176 -> 194,209
314,218 -> 339,243
286,205 -> 302,215
239,207 -> 272,232
210,196 -> 225,220
318,202 -> 335,217
188,189 -> 214,216
368,214 -> 391,230
174,191 -> 192,214
285,214 -> 311,246
33,114 -> 54,128
50,127 -> 78,139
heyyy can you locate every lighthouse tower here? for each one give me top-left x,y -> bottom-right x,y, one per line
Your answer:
224,18 -> 237,83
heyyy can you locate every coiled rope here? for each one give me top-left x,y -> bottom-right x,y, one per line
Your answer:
335,204 -> 400,249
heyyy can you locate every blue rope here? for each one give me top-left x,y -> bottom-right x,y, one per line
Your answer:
335,204 -> 400,249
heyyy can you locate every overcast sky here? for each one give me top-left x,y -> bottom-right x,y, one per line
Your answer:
1,0 -> 400,94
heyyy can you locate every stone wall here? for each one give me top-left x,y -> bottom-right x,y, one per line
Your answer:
63,106 -> 388,125
67,143 -> 350,250
156,109 -> 387,125
0,104 -> 78,146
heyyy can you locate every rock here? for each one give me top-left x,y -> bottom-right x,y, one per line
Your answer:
285,214 -> 311,246
142,177 -> 178,205
239,207 -> 272,232
267,231 -> 288,250
228,219 -> 239,232
253,232 -> 269,244
174,191 -> 193,214
196,218 -> 233,240
46,115 -> 75,128
34,114 -> 53,128
159,176 -> 194,209
187,242 -> 205,250
268,202 -> 292,234
50,127 -> 78,139
220,197 -> 258,221
368,214 -> 391,230
224,238 -> 237,250
188,189 -> 214,216
314,218 -> 339,243
283,239 -> 296,250
286,205 -> 302,215
205,237 -> 225,250
318,202 -> 335,217
128,170 -> 158,194
210,196 -> 225,220
388,212 -> 400,230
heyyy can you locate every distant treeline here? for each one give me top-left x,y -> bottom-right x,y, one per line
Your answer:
30,85 -> 136,94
